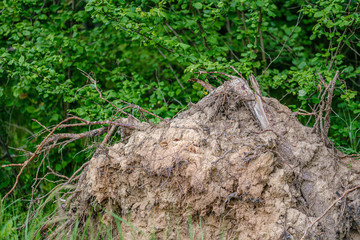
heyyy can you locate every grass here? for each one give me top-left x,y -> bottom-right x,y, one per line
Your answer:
1,196 -> 212,240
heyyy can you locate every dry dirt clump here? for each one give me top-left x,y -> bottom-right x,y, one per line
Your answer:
64,79 -> 360,239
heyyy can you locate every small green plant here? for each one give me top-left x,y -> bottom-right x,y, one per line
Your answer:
188,212 -> 194,240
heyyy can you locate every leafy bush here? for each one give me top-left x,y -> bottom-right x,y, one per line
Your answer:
1,0 -> 359,198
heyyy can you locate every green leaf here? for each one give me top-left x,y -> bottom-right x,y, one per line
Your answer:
298,89 -> 306,97
193,2 -> 203,9
179,43 -> 190,50
314,11 -> 324,18
25,106 -> 37,113
23,30 -> 31,36
19,55 -> 25,64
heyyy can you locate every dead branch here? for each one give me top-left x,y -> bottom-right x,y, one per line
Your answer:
230,66 -> 247,83
43,127 -> 107,147
249,74 -> 269,128
46,166 -> 69,180
312,71 -> 339,144
323,71 -> 339,138
1,76 -> 145,201
1,116 -> 85,201
196,70 -> 234,79
300,185 -> 360,240
33,119 -> 51,133
188,78 -> 216,92
57,119 -> 136,129
100,125 -> 116,148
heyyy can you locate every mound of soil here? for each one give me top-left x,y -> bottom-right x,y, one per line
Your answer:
65,77 -> 360,239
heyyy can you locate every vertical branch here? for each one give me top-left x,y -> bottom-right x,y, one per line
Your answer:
323,71 -> 339,138
188,0 -> 210,51
313,76 -> 327,135
240,3 -> 258,74
240,3 -> 251,46
236,10 -> 246,48
313,71 -> 339,145
225,17 -> 233,45
257,7 -> 267,65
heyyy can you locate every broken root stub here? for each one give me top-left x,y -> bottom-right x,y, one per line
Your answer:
62,79 -> 360,239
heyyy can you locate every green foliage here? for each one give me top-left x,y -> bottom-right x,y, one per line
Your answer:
0,0 -> 359,208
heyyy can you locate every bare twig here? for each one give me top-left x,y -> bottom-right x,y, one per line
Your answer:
300,185 -> 360,240
312,71 -> 339,143
168,63 -> 184,89
5,122 -> 34,135
58,119 -> 135,129
46,166 -> 69,180
323,71 -> 339,138
1,116 -> 83,201
43,127 -> 108,147
230,66 -> 247,83
33,119 -> 51,133
100,125 -> 116,148
188,78 -> 215,92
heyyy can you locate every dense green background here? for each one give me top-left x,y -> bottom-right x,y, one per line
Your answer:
0,0 -> 359,213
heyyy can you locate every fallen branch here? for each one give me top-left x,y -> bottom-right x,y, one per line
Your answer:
43,127 -> 107,147
300,185 -> 360,240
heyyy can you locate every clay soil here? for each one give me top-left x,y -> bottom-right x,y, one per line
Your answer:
62,80 -> 360,239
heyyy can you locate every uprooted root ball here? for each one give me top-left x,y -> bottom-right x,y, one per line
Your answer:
61,82 -> 360,240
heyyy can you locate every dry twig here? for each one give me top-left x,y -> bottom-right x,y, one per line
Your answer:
312,71 -> 339,145
300,185 -> 360,240
2,116 -> 83,201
